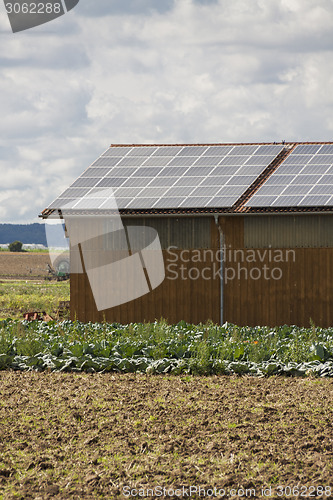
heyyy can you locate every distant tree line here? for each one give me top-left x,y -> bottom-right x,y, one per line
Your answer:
0,224 -> 48,245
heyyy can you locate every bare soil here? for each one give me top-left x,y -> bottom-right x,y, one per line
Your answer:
0,373 -> 332,499
0,253 -> 51,278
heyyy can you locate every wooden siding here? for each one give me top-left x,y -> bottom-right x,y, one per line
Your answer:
220,215 -> 333,328
244,214 -> 333,248
70,215 -> 333,328
121,216 -> 211,249
70,218 -> 220,324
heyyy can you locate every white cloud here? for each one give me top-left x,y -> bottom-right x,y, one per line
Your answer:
0,0 -> 333,223
76,0 -> 175,17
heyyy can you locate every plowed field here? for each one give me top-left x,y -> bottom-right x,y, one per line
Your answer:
0,372 -> 332,499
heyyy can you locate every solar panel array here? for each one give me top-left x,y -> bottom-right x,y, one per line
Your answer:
245,144 -> 333,207
48,144 -> 284,210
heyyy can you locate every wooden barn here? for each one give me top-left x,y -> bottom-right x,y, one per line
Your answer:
41,142 -> 333,327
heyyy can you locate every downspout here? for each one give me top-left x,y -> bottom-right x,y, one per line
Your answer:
214,215 -> 224,325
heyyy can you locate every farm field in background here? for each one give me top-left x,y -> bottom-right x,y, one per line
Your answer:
0,252 -> 51,279
0,281 -> 70,320
0,252 -> 69,320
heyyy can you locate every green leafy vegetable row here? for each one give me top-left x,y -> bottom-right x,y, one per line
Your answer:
0,319 -> 333,376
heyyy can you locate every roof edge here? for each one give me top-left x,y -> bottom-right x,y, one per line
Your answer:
108,141 -> 333,148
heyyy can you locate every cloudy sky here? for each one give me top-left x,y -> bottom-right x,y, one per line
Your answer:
0,0 -> 333,223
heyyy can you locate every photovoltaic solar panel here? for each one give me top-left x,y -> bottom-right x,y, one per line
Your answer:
273,196 -> 305,206
163,186 -> 196,197
174,176 -> 203,186
134,167 -> 164,177
72,178 -> 101,188
153,197 -> 184,208
238,166 -> 265,176
99,198 -> 119,209
272,165 -> 303,175
88,188 -> 115,197
113,187 -> 144,197
253,185 -> 286,196
180,196 -> 213,207
194,156 -> 224,166
319,145 -> 333,154
229,145 -> 258,155
219,156 -> 248,166
226,175 -> 255,186
185,166 -> 215,176
246,144 -> 333,207
282,185 -> 311,195
105,167 -> 137,177
203,146 -> 233,156
311,185 -> 333,194
191,186 -> 221,197
113,197 -> 132,208
118,157 -> 149,167
178,146 -> 208,156
81,168 -> 111,177
48,198 -> 76,208
318,175 -> 333,184
47,144 -> 285,211
308,155 -> 333,165
148,176 -> 178,187
127,147 -> 157,156
168,156 -> 197,166
212,166 -> 241,176
136,187 -> 171,198
127,198 -> 160,209
102,147 -> 132,156
97,178 -> 124,188
245,155 -> 277,166
283,155 -> 313,165
248,196 -> 275,207
290,174 -> 319,184
296,165 -> 329,175
96,178 -> 125,187
152,146 -> 183,156
205,197 -> 240,207
92,157 -> 121,167
292,144 -> 321,155
143,156 -> 171,166
300,195 -> 331,205
254,145 -> 284,155
216,185 -> 246,196
199,176 -> 233,186
74,198 -> 107,209
61,188 -> 91,198
122,177 -> 153,187
159,167 -> 189,176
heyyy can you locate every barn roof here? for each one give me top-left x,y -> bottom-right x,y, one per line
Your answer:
40,142 -> 333,218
